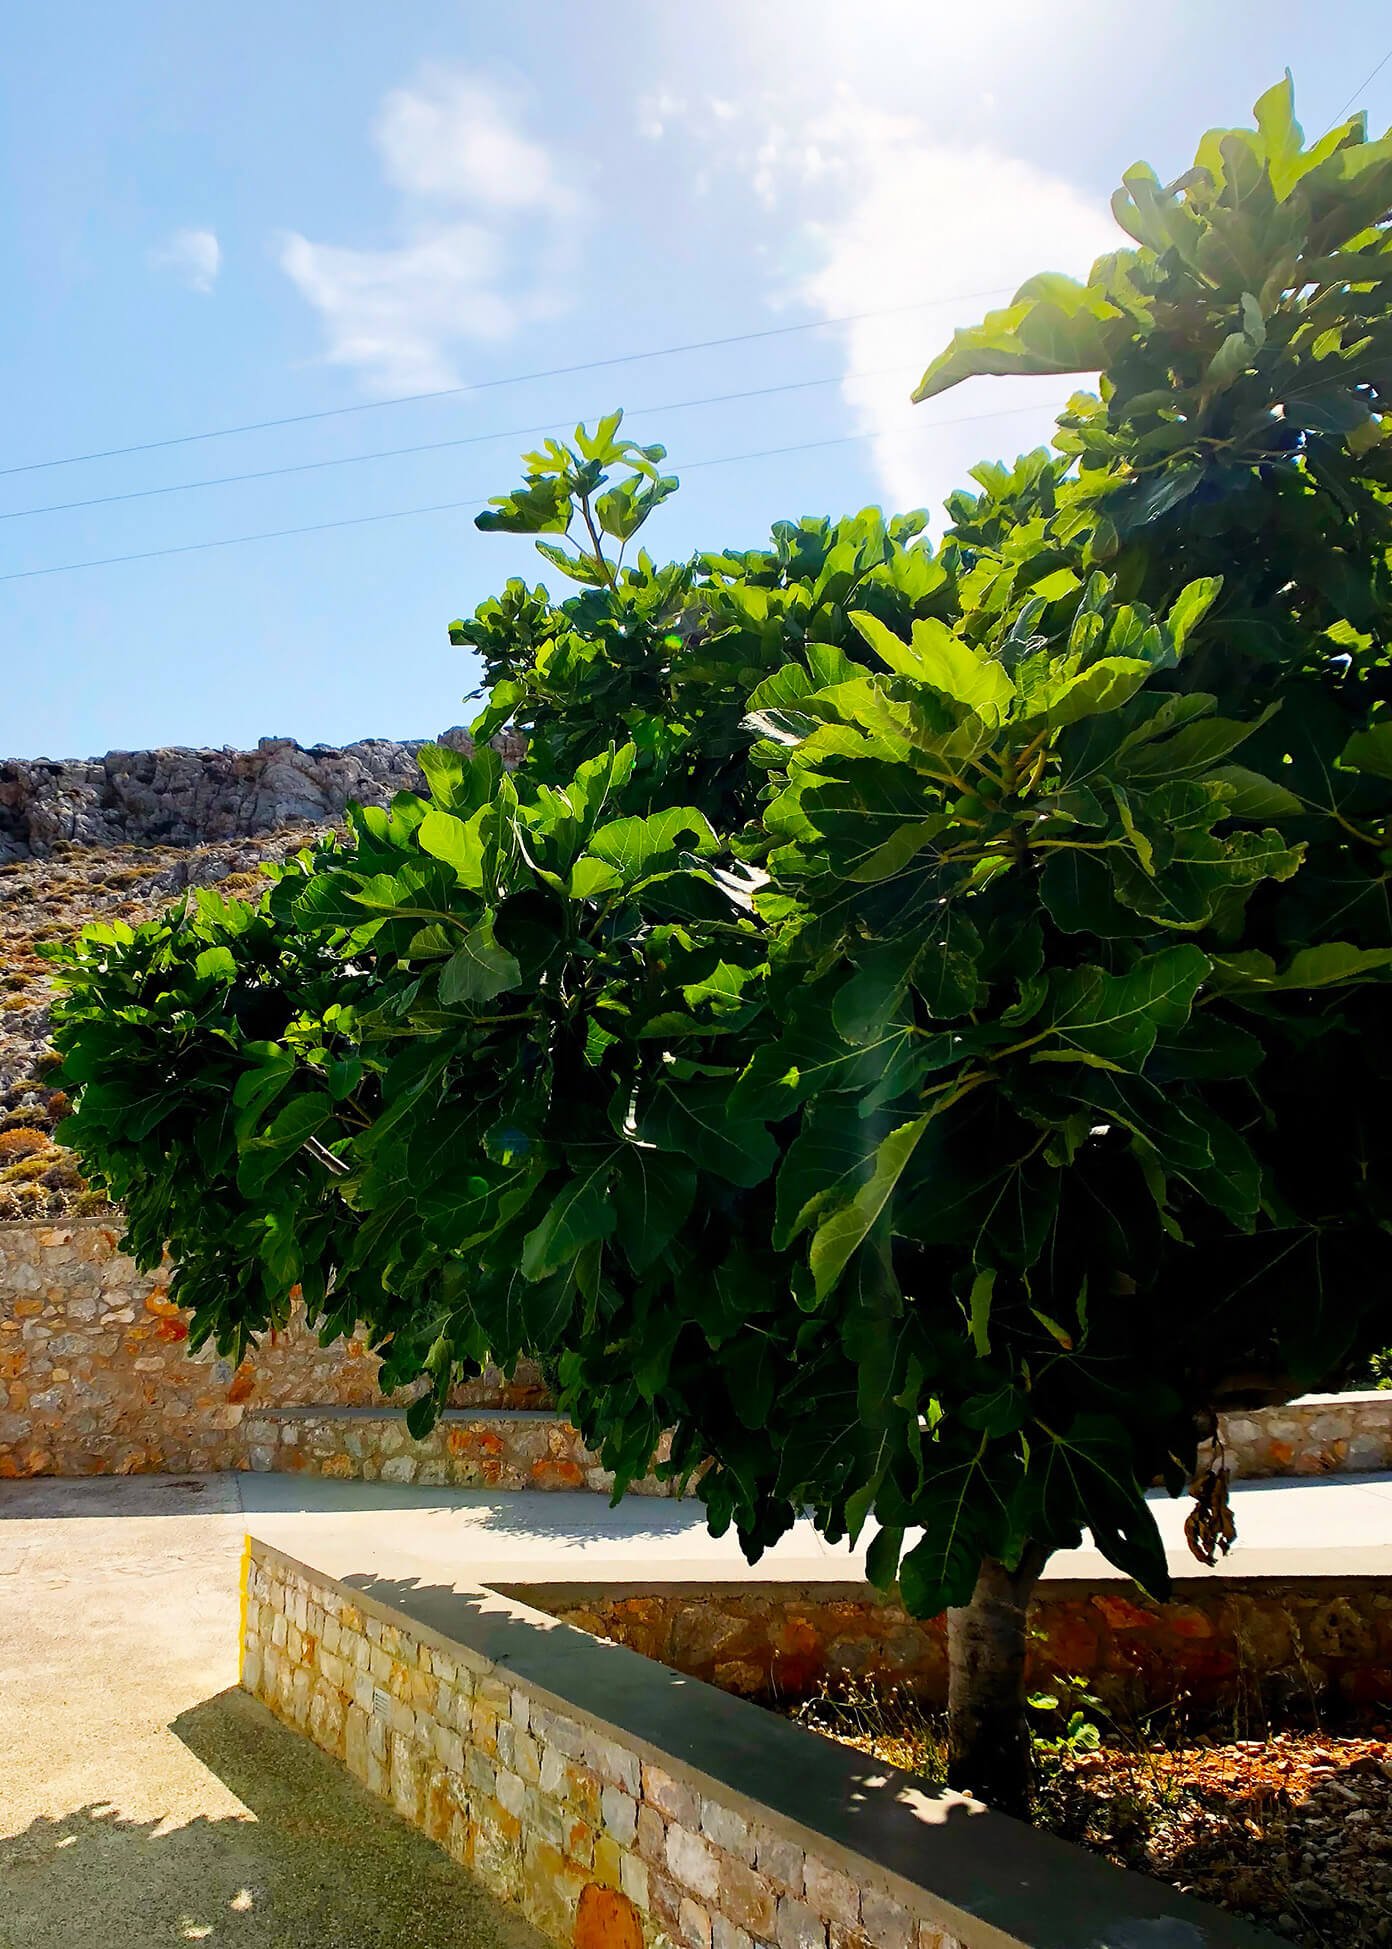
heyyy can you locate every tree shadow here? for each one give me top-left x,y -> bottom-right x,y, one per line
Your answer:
0,1802 -> 267,1948
0,1688 -> 542,1948
421,1484 -> 746,1548
245,1472 -> 725,1547
1219,1470 -> 1392,1498
0,1472 -> 709,1543
0,1475 -> 240,1522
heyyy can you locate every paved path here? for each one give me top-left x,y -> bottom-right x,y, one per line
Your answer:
0,1474 -> 543,1949
87,1462 -> 1392,1583
214,1466 -> 1392,1586
2,1470 -> 1388,1946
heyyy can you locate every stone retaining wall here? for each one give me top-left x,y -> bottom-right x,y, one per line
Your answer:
244,1539 -> 1272,1949
248,1407 -> 675,1496
243,1547 -> 964,1949
0,1219 -> 542,1477
513,1576 -> 1392,1721
4,1217 -> 1390,1486
1211,1392 -> 1392,1477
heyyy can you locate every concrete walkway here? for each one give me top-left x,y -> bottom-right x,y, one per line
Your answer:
2,1470 -> 1388,1946
28,1462 -> 1376,1583
7,1467 -> 1388,1577
213,1465 -> 1392,1586
0,1473 -> 543,1949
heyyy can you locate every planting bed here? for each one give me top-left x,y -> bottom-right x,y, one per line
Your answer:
1043,1730 -> 1392,1948
790,1687 -> 1392,1949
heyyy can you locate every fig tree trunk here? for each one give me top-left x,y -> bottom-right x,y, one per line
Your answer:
946,1545 -> 1049,1817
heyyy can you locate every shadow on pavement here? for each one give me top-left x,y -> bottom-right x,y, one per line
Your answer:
241,1471 -> 717,1544
0,1802 -> 266,1949
0,1475 -> 238,1522
0,1688 -> 540,1949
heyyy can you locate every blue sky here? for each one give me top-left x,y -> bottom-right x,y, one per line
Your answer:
3,3 -> 1390,760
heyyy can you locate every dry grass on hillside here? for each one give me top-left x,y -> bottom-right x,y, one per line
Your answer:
0,827 -> 323,1221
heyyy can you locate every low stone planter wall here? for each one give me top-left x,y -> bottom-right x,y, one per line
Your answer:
248,1406 -> 676,1496
243,1538 -> 1275,1949
512,1576 -> 1392,1720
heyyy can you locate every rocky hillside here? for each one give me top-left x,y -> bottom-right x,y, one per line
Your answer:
0,730 -> 473,861
0,728 -> 483,1219
0,825 -> 331,1220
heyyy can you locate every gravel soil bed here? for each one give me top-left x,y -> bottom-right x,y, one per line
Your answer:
791,1689 -> 1392,1947
1038,1731 -> 1392,1946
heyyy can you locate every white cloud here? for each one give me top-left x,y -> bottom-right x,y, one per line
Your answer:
374,69 -> 566,209
279,225 -> 516,392
789,99 -> 1116,516
637,88 -> 687,141
637,89 -> 738,142
150,227 -> 221,294
635,0 -> 1124,518
280,69 -> 579,395
748,119 -> 848,211
656,83 -> 1116,519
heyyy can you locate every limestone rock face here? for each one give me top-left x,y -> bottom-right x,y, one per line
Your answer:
0,728 -> 484,862
0,723 -> 525,1219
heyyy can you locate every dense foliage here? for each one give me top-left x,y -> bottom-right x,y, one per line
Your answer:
52,82 -> 1392,1649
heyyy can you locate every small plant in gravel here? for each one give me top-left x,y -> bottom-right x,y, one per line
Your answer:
791,1676 -> 1392,1947
1027,1676 -> 1104,1762
792,1678 -> 950,1786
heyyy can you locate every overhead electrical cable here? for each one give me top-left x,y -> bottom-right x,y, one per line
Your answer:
0,287 -> 1015,481
0,397 -> 1070,586
0,365 -> 922,523
1324,45 -> 1392,134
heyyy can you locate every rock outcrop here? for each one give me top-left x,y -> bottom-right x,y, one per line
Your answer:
0,724 -> 531,1218
0,729 -> 477,862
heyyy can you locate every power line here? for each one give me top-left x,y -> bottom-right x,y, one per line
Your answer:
0,365 -> 920,524
1324,44 -> 1392,135
0,397 -> 1069,587
0,494 -> 494,584
0,288 -> 1013,484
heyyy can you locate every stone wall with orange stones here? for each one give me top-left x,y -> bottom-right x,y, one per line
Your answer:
244,1538 -> 1270,1949
516,1576 -> 1392,1722
0,1218 -> 544,1478
243,1542 -> 974,1949
1208,1391 -> 1392,1478
3,1215 -> 1390,1489
243,1406 -> 676,1495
